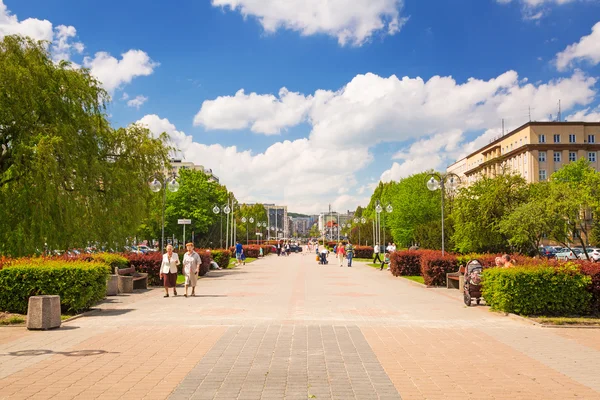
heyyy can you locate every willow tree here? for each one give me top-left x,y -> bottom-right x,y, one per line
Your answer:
0,35 -> 170,256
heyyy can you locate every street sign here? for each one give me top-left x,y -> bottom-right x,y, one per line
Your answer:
178,219 -> 191,224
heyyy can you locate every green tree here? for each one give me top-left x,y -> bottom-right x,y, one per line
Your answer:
451,174 -> 529,253
0,35 -> 170,256
545,159 -> 600,258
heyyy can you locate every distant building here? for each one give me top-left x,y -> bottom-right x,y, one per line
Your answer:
447,122 -> 600,185
167,159 -> 219,183
264,204 -> 288,239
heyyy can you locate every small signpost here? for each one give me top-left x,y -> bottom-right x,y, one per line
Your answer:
178,219 -> 192,248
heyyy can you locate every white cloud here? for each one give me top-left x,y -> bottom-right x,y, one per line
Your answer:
196,70 -> 597,148
194,87 -> 317,135
83,50 -> 159,94
127,95 -> 148,110
0,0 -> 53,41
211,0 -> 407,46
496,0 -> 578,20
555,21 -> 600,71
0,1 -> 156,93
137,114 -> 372,214
566,107 -> 600,121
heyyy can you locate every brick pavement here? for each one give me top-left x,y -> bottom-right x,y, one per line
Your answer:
0,252 -> 599,399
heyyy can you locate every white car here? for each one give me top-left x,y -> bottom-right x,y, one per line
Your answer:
578,248 -> 600,262
555,248 -> 582,261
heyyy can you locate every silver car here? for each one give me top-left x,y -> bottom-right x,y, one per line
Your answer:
578,248 -> 600,262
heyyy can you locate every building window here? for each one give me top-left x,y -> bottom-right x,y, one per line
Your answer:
569,152 -> 576,162
539,170 -> 547,181
553,134 -> 561,143
588,135 -> 596,144
569,134 -> 576,143
538,151 -> 546,162
554,151 -> 561,162
589,152 -> 597,163
539,134 -> 546,143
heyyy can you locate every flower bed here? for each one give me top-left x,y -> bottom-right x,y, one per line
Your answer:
0,259 -> 110,314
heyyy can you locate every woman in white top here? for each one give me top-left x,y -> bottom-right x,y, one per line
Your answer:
183,242 -> 201,297
160,244 -> 180,297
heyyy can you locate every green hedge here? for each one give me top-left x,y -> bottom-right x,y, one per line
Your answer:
91,253 -> 128,270
482,265 -> 592,316
0,260 -> 110,314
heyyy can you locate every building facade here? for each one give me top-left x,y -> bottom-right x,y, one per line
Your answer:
167,159 -> 219,183
264,204 -> 288,240
449,122 -> 600,184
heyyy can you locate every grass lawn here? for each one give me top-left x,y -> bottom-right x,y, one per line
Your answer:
355,257 -> 385,269
531,316 -> 600,326
0,313 -> 25,325
402,276 -> 425,284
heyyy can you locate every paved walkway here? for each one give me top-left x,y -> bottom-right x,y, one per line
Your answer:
1,253 -> 600,399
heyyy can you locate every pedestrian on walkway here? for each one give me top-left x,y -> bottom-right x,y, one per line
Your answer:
183,242 -> 201,297
373,242 -> 382,264
336,241 -> 346,267
160,244 -> 179,297
346,242 -> 354,267
235,240 -> 244,265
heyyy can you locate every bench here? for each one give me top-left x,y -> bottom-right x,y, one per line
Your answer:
114,267 -> 148,293
446,265 -> 466,291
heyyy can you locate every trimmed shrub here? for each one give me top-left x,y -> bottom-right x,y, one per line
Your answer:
353,246 -> 374,259
0,260 -> 110,314
482,265 -> 592,316
91,253 -> 129,271
390,250 -> 422,276
576,261 -> 600,313
124,252 -> 163,285
206,249 -> 231,271
420,251 -> 459,286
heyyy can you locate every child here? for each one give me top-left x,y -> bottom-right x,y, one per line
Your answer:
380,252 -> 390,271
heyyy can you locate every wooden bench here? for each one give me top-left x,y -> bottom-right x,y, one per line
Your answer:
446,265 -> 466,291
114,267 -> 148,293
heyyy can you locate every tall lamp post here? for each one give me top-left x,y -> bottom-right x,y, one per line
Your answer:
375,201 -> 383,249
249,217 -> 255,244
149,173 -> 180,253
383,203 -> 393,249
426,172 -> 460,256
241,217 -> 248,244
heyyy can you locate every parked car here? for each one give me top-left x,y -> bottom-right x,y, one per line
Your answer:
136,245 -> 154,254
538,246 -> 556,258
577,248 -> 600,262
555,248 -> 583,261
289,244 -> 303,253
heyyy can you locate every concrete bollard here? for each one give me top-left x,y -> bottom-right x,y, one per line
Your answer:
106,275 -> 119,296
118,275 -> 133,293
27,295 -> 61,330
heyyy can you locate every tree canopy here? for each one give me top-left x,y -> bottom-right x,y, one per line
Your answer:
0,35 -> 171,255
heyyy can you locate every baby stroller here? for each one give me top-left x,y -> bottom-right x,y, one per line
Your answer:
463,259 -> 483,306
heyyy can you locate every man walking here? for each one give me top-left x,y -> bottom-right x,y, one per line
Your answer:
235,240 -> 244,266
346,242 -> 354,267
373,242 -> 382,264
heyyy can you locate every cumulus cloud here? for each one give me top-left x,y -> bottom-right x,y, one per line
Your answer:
51,25 -> 84,63
211,0 -> 407,46
195,70 -> 597,148
566,107 -> 600,121
83,50 -> 159,94
127,95 -> 148,110
194,87 -> 317,135
137,114 -> 372,214
0,0 -> 53,41
556,21 -> 600,71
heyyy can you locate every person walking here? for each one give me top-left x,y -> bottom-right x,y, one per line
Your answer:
373,242 -> 382,264
183,242 -> 201,297
345,242 -> 354,267
160,244 -> 179,297
336,242 -> 346,267
235,240 -> 244,265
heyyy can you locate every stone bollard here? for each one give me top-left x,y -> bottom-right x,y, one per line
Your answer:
27,295 -> 61,330
118,275 -> 134,293
106,275 -> 119,296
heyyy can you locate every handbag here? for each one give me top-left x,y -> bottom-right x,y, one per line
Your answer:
316,255 -> 320,261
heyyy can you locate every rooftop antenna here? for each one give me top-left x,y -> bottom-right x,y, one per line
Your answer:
557,99 -> 562,122
502,118 -> 505,136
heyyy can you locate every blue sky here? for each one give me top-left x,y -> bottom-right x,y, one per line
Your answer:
2,0 -> 600,213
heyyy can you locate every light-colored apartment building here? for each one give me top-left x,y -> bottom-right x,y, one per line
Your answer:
166,159 -> 219,182
447,122 -> 600,184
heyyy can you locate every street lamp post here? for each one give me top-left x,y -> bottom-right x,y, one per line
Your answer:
426,172 -> 460,256
249,217 -> 254,244
149,173 -> 180,253
375,201 -> 383,249
383,203 -> 393,249
242,217 -> 248,244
